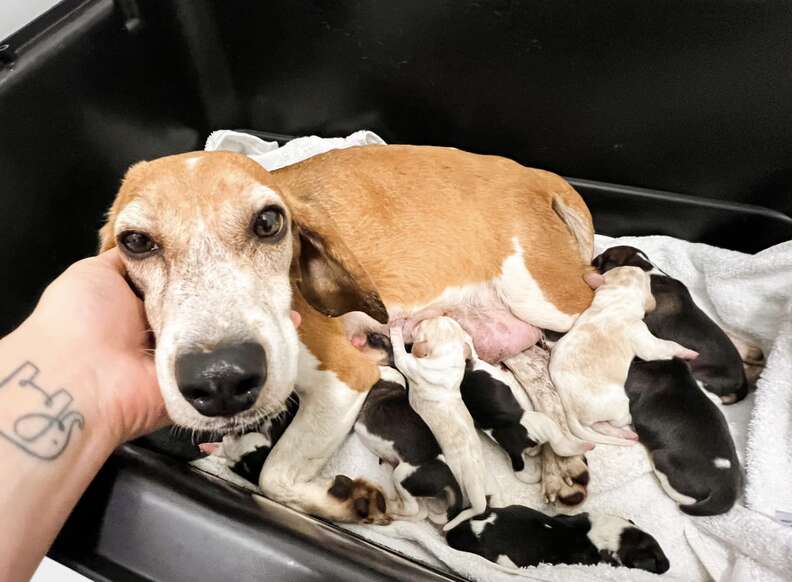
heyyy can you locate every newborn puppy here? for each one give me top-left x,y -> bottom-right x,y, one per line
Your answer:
357,332 -> 591,482
461,358 -> 592,480
626,358 -> 741,515
446,505 -> 669,574
390,317 -> 495,531
550,266 -> 698,446
594,245 -> 752,403
354,367 -> 463,522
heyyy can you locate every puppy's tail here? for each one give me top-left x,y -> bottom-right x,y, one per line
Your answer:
552,189 -> 595,263
566,413 -> 637,447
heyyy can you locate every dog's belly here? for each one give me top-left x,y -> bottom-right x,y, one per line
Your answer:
346,282 -> 543,364
446,308 -> 542,363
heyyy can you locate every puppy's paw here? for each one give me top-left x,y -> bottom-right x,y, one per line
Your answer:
328,475 -> 390,524
679,349 -> 700,361
542,449 -> 589,507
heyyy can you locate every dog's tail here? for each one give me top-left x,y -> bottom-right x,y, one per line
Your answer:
552,188 -> 595,264
566,413 -> 638,447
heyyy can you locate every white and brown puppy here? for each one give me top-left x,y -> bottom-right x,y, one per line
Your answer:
550,266 -> 699,446
446,505 -> 670,574
100,146 -> 595,522
390,317 -> 497,530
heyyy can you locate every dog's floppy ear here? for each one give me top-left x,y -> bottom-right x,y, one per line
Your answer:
289,198 -> 388,323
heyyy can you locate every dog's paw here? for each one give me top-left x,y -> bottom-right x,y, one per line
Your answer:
327,475 -> 390,524
542,449 -> 589,507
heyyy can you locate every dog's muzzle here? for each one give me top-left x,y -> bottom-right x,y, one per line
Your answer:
175,342 -> 267,417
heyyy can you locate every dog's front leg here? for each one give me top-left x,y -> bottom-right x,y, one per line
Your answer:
258,348 -> 390,524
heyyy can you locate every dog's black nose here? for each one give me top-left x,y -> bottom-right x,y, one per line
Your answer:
175,342 -> 266,416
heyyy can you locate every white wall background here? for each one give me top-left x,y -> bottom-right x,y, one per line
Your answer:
0,0 -> 62,41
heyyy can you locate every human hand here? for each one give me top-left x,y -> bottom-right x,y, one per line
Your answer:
18,249 -> 166,444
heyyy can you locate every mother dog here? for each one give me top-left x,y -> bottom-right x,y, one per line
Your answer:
99,145 -> 594,522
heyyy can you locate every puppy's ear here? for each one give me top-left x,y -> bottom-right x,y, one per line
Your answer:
591,253 -> 605,272
288,196 -> 388,323
584,272 -> 606,289
412,341 -> 431,358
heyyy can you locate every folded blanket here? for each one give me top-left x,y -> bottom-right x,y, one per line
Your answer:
201,130 -> 792,582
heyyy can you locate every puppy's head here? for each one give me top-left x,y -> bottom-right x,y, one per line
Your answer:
411,316 -> 474,361
586,514 -> 669,574
598,266 -> 656,312
100,152 -> 386,432
592,246 -> 654,274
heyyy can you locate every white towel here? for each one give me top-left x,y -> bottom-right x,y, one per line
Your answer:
202,131 -> 792,582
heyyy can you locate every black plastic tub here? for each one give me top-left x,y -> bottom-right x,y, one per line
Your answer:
1,1 -> 790,581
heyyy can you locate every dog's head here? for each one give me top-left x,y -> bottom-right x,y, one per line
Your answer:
100,151 -> 386,432
591,245 -> 654,274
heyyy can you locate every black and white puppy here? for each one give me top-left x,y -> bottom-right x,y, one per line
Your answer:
461,358 -> 591,481
446,505 -> 670,574
354,367 -> 464,522
593,245 -> 751,403
358,332 -> 589,484
626,358 -> 741,515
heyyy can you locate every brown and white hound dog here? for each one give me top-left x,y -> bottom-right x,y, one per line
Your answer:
99,145 -> 595,522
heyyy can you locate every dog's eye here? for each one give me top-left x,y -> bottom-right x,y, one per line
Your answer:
119,231 -> 158,256
253,207 -> 285,239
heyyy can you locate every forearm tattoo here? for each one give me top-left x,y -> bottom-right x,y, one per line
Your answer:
0,362 -> 85,460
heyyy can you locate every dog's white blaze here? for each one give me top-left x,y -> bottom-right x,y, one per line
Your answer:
496,237 -> 577,331
714,457 -> 732,469
470,513 -> 497,537
496,554 -> 519,568
587,513 -> 629,553
653,468 -> 698,505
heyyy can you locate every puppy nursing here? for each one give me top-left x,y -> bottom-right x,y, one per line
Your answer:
389,317 -> 494,531
594,245 -> 754,403
355,367 -> 464,522
550,266 -> 698,446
